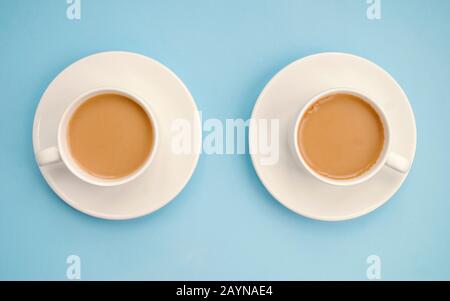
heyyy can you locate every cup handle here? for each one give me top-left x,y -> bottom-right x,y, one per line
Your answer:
36,146 -> 61,166
385,152 -> 410,173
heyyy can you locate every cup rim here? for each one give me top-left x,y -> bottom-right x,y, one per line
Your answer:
292,88 -> 391,186
57,87 -> 159,187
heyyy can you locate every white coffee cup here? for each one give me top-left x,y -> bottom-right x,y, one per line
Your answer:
35,87 -> 159,187
290,88 -> 410,186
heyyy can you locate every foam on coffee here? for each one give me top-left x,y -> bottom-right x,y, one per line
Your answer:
297,93 -> 384,179
67,93 -> 154,179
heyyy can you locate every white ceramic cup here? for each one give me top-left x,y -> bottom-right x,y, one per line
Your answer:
291,88 -> 410,186
36,87 -> 159,187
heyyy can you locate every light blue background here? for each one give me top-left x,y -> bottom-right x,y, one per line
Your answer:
0,0 -> 449,280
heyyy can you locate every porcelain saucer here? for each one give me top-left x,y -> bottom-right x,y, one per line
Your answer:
249,52 -> 416,221
33,51 -> 201,220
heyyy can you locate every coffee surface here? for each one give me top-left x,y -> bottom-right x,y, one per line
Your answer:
68,93 -> 154,179
298,93 -> 384,179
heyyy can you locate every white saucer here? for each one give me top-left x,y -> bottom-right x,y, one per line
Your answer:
33,51 -> 201,220
249,52 -> 416,221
